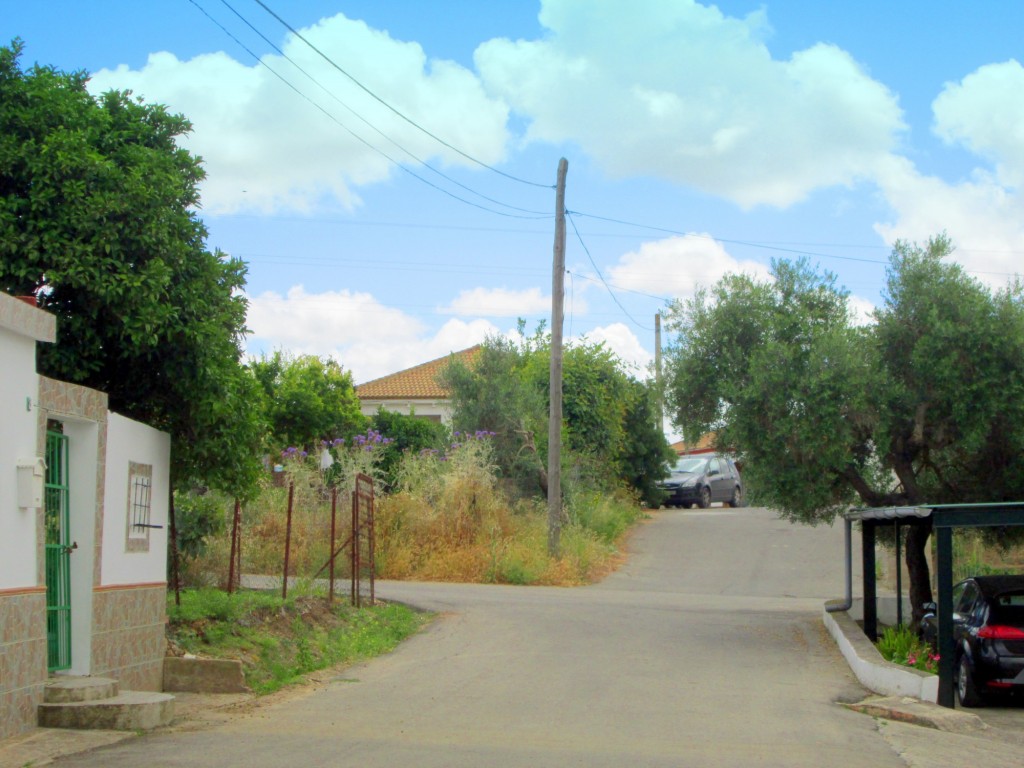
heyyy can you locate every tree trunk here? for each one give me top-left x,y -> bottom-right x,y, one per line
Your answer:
905,522 -> 933,626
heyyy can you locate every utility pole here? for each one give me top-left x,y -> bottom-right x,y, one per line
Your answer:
654,312 -> 663,434
548,158 -> 568,558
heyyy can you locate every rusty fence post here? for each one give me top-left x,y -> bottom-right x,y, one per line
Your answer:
283,481 -> 294,600
329,487 -> 337,604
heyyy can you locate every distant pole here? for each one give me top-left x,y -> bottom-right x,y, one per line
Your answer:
655,313 -> 663,433
548,158 -> 568,558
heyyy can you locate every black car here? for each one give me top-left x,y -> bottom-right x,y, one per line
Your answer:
657,454 -> 743,509
921,575 -> 1024,706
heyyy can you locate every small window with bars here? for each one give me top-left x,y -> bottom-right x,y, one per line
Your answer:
126,462 -> 154,551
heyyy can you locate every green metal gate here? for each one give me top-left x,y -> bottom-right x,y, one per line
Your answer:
45,429 -> 72,672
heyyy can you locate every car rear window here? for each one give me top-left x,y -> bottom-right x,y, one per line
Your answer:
991,591 -> 1024,625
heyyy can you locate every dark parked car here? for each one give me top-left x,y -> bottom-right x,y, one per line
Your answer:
657,454 -> 743,509
920,575 -> 1024,706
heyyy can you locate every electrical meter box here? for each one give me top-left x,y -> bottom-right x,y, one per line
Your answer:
17,457 -> 46,509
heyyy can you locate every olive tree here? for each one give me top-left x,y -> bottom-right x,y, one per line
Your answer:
664,235 -> 1024,621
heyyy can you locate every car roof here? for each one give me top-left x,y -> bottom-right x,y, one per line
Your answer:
970,575 -> 1024,598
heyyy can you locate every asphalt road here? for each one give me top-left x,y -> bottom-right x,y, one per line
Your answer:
49,507 -> 1019,766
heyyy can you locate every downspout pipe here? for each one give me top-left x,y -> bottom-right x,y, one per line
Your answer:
826,516 -> 853,613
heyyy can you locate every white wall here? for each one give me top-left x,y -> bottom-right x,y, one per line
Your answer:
100,412 -> 170,586
0,326 -> 45,589
359,399 -> 452,426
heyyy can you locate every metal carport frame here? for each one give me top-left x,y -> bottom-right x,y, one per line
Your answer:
844,502 -> 1024,709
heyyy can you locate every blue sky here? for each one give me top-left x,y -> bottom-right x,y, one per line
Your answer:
5,1 -> 1024,386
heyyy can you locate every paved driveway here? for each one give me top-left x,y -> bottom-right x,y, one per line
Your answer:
47,507 -> 1020,766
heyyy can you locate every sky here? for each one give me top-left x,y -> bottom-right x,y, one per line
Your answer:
4,0 -> 1024,389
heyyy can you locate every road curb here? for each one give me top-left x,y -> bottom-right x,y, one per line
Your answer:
844,695 -> 987,733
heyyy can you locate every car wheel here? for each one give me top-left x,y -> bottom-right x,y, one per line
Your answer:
698,486 -> 711,509
682,502 -> 693,509
729,486 -> 744,508
957,653 -> 983,708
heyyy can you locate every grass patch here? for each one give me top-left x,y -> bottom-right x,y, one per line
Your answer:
167,588 -> 429,694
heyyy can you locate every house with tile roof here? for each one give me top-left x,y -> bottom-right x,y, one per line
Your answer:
355,346 -> 480,426
670,432 -> 717,455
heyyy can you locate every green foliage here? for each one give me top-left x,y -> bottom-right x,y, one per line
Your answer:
565,486 -> 643,544
166,589 -> 427,694
877,625 -> 939,673
369,408 -> 450,490
173,491 -> 226,562
620,380 -> 676,506
249,351 -> 366,451
0,40 -> 265,498
440,333 -> 549,496
167,587 -> 283,624
440,327 -> 673,503
664,233 -> 1024,615
665,258 -> 875,522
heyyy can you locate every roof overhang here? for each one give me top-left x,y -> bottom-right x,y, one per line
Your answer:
845,502 -> 1024,528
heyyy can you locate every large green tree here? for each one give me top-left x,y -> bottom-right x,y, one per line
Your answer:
0,40 -> 264,497
248,351 -> 366,451
664,235 -> 1024,620
441,328 -> 673,505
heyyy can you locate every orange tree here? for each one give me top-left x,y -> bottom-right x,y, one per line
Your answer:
0,40 -> 264,498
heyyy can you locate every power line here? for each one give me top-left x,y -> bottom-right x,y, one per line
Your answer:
185,0 -> 551,220
250,0 -> 553,190
567,211 -> 653,332
213,0 -> 550,217
567,209 -> 891,266
568,270 -> 671,303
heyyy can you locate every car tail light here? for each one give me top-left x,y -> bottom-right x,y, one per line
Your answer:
986,681 -> 1014,689
978,625 -> 1024,640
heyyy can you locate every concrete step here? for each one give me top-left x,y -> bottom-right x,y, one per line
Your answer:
38,690 -> 175,731
44,676 -> 119,703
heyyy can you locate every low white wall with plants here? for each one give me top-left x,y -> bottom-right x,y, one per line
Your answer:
823,602 -> 939,703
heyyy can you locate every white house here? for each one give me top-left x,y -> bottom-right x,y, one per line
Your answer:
1,293 -> 171,739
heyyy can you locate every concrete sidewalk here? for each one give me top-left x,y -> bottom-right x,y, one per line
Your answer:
0,691 -> 254,768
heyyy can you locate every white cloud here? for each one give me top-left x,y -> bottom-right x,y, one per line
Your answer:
575,323 -> 653,375
88,15 -> 510,214
440,286 -> 554,316
847,295 -> 876,327
873,156 -> 1024,288
475,0 -> 904,208
606,234 -> 772,300
868,61 -> 1024,289
933,60 -> 1024,190
244,285 -> 497,382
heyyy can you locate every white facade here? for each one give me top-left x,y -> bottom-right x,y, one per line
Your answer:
0,292 -> 172,738
358,398 -> 452,425
0,297 -> 55,590
101,412 -> 171,586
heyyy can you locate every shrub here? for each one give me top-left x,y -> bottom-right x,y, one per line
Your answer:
877,625 -> 939,673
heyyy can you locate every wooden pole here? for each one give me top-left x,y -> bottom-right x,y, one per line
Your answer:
548,158 -> 568,557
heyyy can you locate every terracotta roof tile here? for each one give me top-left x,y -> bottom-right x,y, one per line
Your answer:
670,432 -> 717,454
356,346 -> 481,400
